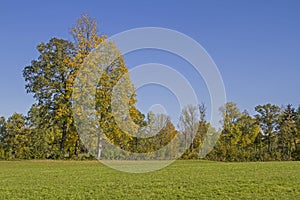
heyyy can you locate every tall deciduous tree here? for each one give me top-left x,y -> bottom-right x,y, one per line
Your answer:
235,112 -> 260,161
193,103 -> 209,158
217,102 -> 242,161
255,104 -> 280,155
179,105 -> 199,155
23,14 -> 112,158
70,14 -> 145,159
23,38 -> 76,157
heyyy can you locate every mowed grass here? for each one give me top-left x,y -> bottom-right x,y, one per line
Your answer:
0,160 -> 299,199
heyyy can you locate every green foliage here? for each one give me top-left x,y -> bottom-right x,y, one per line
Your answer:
23,37 -> 78,157
0,113 -> 31,159
207,102 -> 300,161
255,103 -> 281,155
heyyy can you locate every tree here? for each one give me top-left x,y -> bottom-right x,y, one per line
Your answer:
212,103 -> 260,161
278,104 -> 297,160
293,106 -> 300,159
179,104 -> 199,157
217,102 -> 242,161
192,103 -> 209,158
1,113 -> 31,159
255,104 -> 280,156
26,104 -> 58,159
70,14 -> 146,159
221,102 -> 241,135
23,14 -> 110,158
23,37 -> 77,157
156,117 -> 178,159
235,112 -> 260,161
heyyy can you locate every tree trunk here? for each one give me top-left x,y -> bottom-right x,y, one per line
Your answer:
267,135 -> 271,153
97,131 -> 102,160
74,136 -> 79,159
60,121 -> 68,154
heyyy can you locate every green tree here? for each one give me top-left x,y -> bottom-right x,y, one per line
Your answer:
23,38 -> 77,157
217,102 -> 242,161
1,113 -> 31,159
293,106 -> 300,159
255,104 -> 280,157
278,104 -> 297,160
23,14 -> 109,158
211,103 -> 260,161
235,112 -> 260,161
26,104 -> 59,159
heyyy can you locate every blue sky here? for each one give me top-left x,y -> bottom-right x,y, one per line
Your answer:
0,0 -> 300,122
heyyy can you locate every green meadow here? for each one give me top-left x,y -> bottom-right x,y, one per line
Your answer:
0,160 -> 299,199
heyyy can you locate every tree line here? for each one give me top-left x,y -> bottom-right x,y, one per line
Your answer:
0,15 -> 299,161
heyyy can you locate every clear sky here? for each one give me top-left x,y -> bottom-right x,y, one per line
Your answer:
0,0 -> 300,121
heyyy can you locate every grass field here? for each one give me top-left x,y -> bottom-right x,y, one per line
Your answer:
0,160 -> 299,199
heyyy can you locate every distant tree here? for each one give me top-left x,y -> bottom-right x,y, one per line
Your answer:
278,104 -> 297,160
179,104 -> 199,157
255,104 -> 281,156
210,103 -> 261,161
138,114 -> 178,159
235,112 -> 260,161
193,104 -> 207,148
295,106 -> 300,142
191,103 -> 209,158
221,102 -> 241,135
1,113 -> 31,159
217,102 -> 242,161
293,106 -> 300,159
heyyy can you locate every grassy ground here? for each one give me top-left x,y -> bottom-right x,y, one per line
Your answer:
0,160 -> 299,199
